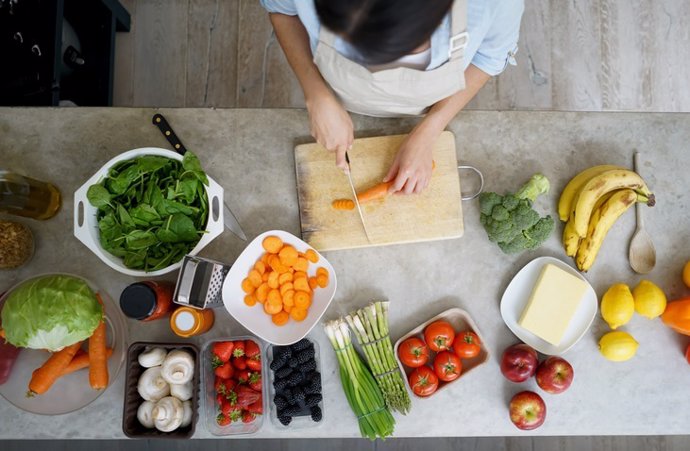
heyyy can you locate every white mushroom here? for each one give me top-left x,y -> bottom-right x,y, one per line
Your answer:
138,347 -> 167,368
180,400 -> 193,428
137,366 -> 170,402
137,401 -> 156,428
152,396 -> 184,432
170,380 -> 193,401
160,350 -> 195,385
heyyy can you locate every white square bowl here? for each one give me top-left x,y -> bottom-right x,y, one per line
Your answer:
222,230 -> 337,345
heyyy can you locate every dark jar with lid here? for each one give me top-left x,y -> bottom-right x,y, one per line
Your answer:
119,281 -> 174,321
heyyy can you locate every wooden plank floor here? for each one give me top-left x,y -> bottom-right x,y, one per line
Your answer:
113,0 -> 690,111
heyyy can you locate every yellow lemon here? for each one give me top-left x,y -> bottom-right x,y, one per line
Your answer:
600,283 -> 634,329
599,331 -> 639,362
683,261 -> 690,289
632,280 -> 667,319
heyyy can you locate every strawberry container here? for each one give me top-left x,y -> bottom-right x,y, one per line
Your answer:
393,307 -> 489,398
201,336 -> 267,436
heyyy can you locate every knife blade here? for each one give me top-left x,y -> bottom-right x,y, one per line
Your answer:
152,114 -> 247,241
344,152 -> 372,243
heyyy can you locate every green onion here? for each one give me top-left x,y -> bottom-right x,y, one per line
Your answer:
325,319 -> 395,440
346,301 -> 411,414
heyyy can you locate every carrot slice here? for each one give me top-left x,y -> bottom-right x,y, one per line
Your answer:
290,307 -> 308,322
248,269 -> 263,287
283,304 -> 293,314
316,267 -> 329,277
316,274 -> 328,288
294,277 -> 311,293
304,249 -> 319,263
272,311 -> 290,326
254,260 -> 266,275
294,291 -> 311,309
279,245 -> 299,267
308,277 -> 318,290
267,271 -> 280,289
244,294 -> 257,306
332,199 -> 355,210
256,283 -> 270,303
262,236 -> 283,253
268,255 -> 289,274
278,272 -> 293,285
280,282 -> 294,296
293,257 -> 309,272
283,290 -> 295,307
264,301 -> 282,315
293,271 -> 307,280
267,289 -> 282,306
241,278 -> 255,294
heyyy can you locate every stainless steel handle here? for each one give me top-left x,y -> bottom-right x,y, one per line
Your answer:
458,165 -> 484,201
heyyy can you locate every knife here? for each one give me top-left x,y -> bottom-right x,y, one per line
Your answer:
344,152 -> 372,243
152,114 -> 247,241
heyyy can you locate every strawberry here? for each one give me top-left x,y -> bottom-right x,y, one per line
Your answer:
212,341 -> 234,363
221,400 -> 242,420
232,340 -> 245,358
232,356 -> 247,370
246,356 -> 262,372
245,340 -> 260,359
236,369 -> 251,384
214,362 -> 234,379
236,385 -> 260,408
248,372 -> 262,392
247,399 -> 263,415
214,377 -> 227,392
216,413 -> 231,426
241,411 -> 256,423
216,393 -> 225,406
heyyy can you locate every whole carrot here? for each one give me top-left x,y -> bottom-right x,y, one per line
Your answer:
28,342 -> 82,396
60,348 -> 113,377
89,294 -> 109,390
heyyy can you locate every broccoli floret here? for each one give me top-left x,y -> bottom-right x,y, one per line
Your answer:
478,173 -> 554,254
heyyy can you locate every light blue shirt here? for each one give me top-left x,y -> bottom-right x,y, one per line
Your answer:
260,0 -> 524,76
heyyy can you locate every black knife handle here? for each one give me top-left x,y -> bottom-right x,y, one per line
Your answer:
152,113 -> 187,155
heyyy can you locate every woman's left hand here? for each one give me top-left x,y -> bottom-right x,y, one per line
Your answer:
383,127 -> 439,194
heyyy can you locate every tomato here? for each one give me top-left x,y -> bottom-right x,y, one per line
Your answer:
398,337 -> 430,368
424,320 -> 455,352
453,331 -> 482,359
408,366 -> 439,397
433,351 -> 462,382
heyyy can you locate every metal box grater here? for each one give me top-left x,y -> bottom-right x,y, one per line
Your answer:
173,255 -> 231,309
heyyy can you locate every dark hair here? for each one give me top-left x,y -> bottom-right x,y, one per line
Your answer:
315,0 -> 453,65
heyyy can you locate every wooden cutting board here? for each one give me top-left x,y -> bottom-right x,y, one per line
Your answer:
295,131 -> 464,251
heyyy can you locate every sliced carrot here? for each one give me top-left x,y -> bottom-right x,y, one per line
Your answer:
316,274 -> 329,288
280,282 -> 294,296
267,289 -> 282,305
283,304 -> 293,314
267,271 -> 280,289
264,300 -> 282,315
242,278 -> 256,294
283,290 -> 295,307
294,291 -> 311,309
244,294 -> 257,306
357,181 -> 393,204
308,277 -> 318,290
254,260 -> 266,275
278,245 -> 299,267
304,249 -> 319,263
316,267 -> 329,277
294,277 -> 311,293
294,271 -> 307,280
290,307 -> 308,322
293,257 -> 309,272
256,283 -> 270,303
248,269 -> 263,287
262,236 -> 283,253
272,311 -> 290,326
278,272 -> 293,285
332,199 -> 355,210
262,271 -> 270,282
260,253 -> 271,265
268,255 -> 289,274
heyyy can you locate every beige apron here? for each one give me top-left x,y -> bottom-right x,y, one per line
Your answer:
313,0 -> 469,117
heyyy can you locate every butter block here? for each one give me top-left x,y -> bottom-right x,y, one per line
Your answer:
518,263 -> 588,346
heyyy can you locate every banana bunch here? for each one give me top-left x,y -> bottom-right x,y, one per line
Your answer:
558,165 -> 655,271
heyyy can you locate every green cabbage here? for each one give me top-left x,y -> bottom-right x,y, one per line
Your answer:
1,275 -> 103,351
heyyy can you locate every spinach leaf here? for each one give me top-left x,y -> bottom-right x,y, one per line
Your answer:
157,214 -> 198,243
182,152 -> 209,185
130,204 -> 160,225
87,184 -> 112,208
178,177 -> 198,204
125,230 -> 158,250
117,204 -> 136,230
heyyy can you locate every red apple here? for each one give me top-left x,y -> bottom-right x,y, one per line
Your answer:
536,356 -> 574,394
509,391 -> 546,430
500,343 -> 538,382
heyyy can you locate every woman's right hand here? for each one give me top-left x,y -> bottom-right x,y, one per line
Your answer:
306,93 -> 353,172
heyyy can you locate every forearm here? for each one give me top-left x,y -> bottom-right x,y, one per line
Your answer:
416,64 -> 491,135
269,13 -> 332,104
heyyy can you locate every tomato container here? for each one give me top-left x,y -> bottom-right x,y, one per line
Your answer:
394,307 -> 489,398
122,342 -> 200,439
201,336 -> 267,436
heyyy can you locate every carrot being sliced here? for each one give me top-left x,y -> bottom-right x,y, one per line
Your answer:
28,342 -> 82,396
356,181 -> 393,204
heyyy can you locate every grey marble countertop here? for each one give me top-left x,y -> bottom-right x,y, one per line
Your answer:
0,108 -> 689,439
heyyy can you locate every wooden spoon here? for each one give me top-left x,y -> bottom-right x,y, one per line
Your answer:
628,152 -> 656,274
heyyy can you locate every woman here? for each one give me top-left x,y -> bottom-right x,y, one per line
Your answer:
262,0 -> 524,194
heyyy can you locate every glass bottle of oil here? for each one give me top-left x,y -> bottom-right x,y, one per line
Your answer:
0,170 -> 61,220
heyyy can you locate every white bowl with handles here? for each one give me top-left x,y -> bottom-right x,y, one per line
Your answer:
73,147 -> 224,277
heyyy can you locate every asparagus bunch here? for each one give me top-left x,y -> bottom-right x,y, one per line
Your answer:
346,301 -> 411,415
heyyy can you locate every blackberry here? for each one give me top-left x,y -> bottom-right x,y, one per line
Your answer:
275,366 -> 293,379
288,358 -> 299,368
295,348 -> 315,364
278,414 -> 292,426
273,378 -> 288,392
299,360 -> 317,374
282,404 -> 301,416
304,384 -> 320,395
310,405 -> 322,422
274,346 -> 292,360
293,387 -> 305,403
286,370 -> 304,387
290,338 -> 312,352
305,393 -> 322,408
305,376 -> 321,394
273,395 -> 288,410
282,388 -> 293,403
270,357 -> 287,371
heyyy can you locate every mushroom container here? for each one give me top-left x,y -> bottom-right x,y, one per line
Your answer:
122,342 -> 200,439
